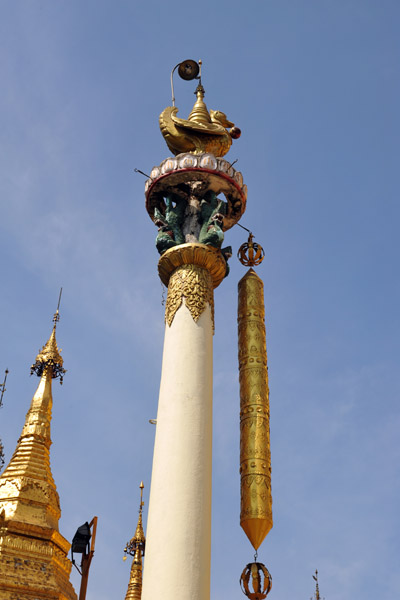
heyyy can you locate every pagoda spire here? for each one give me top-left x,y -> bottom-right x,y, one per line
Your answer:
0,302 -> 77,600
0,316 -> 65,527
311,570 -> 324,600
123,482 -> 146,600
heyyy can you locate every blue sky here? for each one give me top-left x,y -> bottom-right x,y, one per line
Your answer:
1,2 -> 399,599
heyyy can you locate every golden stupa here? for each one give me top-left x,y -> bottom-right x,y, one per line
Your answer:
0,314 -> 77,600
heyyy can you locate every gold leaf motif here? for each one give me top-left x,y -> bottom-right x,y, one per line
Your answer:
165,264 -> 214,330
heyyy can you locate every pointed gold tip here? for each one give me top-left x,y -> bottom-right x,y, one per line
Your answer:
188,84 -> 211,124
140,481 -> 144,489
241,517 -> 273,551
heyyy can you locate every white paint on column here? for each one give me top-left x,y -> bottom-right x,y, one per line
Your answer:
142,301 -> 213,600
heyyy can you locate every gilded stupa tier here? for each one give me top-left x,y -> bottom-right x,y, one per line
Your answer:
0,323 -> 77,600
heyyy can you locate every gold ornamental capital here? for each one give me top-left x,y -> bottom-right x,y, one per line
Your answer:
158,243 -> 227,289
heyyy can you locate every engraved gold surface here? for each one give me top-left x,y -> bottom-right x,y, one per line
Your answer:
125,544 -> 144,600
158,243 -> 227,289
165,264 -> 214,331
238,269 -> 272,550
0,327 -> 76,599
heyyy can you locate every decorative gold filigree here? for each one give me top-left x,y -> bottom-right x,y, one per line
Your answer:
30,326 -> 66,383
238,268 -> 272,550
165,264 -> 214,330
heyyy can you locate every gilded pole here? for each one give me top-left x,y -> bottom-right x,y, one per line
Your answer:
238,237 -> 272,551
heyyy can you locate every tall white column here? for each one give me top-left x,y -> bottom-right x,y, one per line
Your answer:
142,300 -> 213,600
142,244 -> 227,600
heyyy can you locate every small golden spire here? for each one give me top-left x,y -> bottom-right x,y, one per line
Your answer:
312,570 -> 323,600
124,482 -> 146,600
188,83 -> 212,124
30,288 -> 66,384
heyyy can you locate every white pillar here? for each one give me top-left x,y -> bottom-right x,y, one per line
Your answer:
142,299 -> 213,600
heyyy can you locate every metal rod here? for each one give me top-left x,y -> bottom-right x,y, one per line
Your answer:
0,369 -> 9,408
170,62 -> 180,107
236,222 -> 252,234
53,287 -> 63,325
134,168 -> 150,178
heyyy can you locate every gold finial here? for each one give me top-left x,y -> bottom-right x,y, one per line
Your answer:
53,287 -> 63,327
187,83 -> 212,124
311,570 -> 323,600
238,233 -> 265,267
139,481 -> 144,507
30,288 -> 66,384
123,482 -> 146,559
123,483 -> 146,600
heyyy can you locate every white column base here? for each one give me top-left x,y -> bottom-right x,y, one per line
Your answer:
142,302 -> 213,600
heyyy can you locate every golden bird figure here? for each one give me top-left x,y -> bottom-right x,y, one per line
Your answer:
159,83 -> 240,157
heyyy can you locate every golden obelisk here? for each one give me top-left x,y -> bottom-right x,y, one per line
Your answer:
0,308 -> 77,600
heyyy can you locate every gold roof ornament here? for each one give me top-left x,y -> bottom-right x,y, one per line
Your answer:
30,289 -> 66,384
160,59 -> 241,157
123,482 -> 146,600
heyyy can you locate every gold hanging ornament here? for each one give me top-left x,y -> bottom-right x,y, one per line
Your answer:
237,233 -> 272,549
240,561 -> 272,600
237,233 -> 265,267
237,233 -> 272,596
